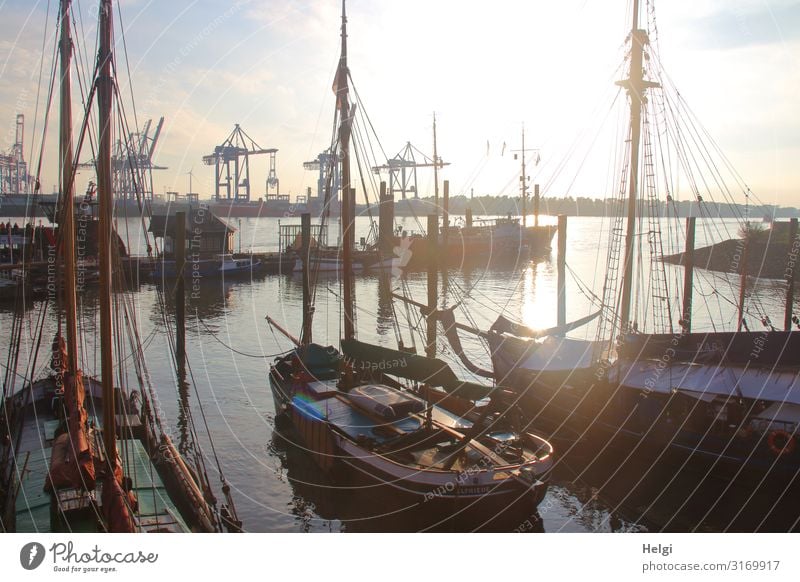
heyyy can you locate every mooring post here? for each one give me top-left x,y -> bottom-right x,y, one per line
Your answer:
785,217 -> 798,331
737,224 -> 750,332
442,180 -> 449,266
175,211 -> 186,370
378,181 -> 393,257
301,212 -> 312,344
534,184 -> 540,228
682,216 -> 696,333
557,214 -> 567,329
426,214 -> 438,358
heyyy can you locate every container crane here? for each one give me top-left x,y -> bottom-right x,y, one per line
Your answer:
202,124 -> 278,202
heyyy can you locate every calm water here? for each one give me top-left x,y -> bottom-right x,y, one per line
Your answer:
2,214 -> 796,532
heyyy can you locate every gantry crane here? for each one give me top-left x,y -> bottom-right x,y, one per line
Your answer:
0,114 -> 33,195
303,148 -> 339,203
371,141 -> 448,200
202,124 -> 278,202
79,116 -> 166,201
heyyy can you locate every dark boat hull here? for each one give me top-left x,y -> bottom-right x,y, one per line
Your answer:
268,367 -> 548,530
497,364 -> 800,490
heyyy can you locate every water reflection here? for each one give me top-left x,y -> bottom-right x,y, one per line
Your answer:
5,216 -> 798,532
270,426 -> 544,533
375,271 -> 394,338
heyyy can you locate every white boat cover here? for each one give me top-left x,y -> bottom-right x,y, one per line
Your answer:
505,336 -> 600,372
610,361 -> 800,405
752,402 -> 800,427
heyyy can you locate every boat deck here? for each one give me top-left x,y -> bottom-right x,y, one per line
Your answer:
317,395 -> 423,443
10,391 -> 189,532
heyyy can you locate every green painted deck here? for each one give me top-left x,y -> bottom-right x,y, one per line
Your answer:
119,439 -> 189,532
11,408 -> 189,532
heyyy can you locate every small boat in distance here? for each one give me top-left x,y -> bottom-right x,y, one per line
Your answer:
218,253 -> 263,276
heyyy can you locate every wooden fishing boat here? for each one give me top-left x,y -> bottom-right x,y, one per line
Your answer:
1,0 -> 239,533
267,1 -> 553,529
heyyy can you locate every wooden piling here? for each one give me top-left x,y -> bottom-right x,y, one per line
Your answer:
737,224 -> 749,332
442,180 -> 450,253
301,212 -> 312,344
378,181 -> 393,256
785,217 -> 798,331
175,213 -> 186,370
426,214 -> 438,358
557,214 -> 567,329
682,216 -> 695,333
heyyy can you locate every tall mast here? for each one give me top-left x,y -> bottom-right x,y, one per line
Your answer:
339,0 -> 355,342
97,0 -> 117,460
59,0 -> 79,380
617,0 -> 659,332
432,112 -> 439,210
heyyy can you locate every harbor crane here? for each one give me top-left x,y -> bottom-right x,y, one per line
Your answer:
303,148 -> 339,203
0,114 -> 33,195
79,116 -> 166,201
371,141 -> 448,200
202,124 -> 278,202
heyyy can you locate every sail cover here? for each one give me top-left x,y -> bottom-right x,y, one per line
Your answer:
618,331 -> 800,368
341,339 -> 493,401
490,311 -> 600,339
610,361 -> 800,405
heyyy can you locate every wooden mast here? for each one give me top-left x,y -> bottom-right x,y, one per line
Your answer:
339,0 -> 355,342
617,0 -> 658,332
59,0 -> 79,379
97,0 -> 117,460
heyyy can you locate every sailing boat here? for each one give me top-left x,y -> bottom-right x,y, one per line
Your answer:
486,0 -> 800,486
268,1 -> 552,528
1,0 -> 237,532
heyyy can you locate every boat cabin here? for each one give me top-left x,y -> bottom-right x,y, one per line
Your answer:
149,207 -> 235,257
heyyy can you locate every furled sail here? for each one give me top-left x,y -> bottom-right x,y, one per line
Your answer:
341,339 -> 494,401
431,307 -> 494,378
490,310 -> 601,338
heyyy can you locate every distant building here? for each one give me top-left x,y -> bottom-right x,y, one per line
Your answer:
148,207 -> 235,257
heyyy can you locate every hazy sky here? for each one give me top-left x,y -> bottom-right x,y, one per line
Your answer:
1,0 -> 798,207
